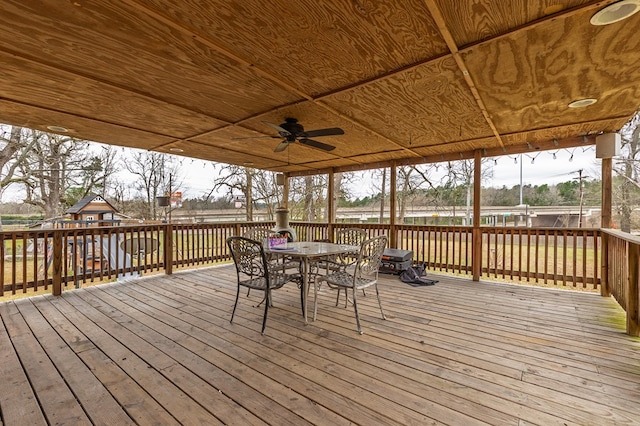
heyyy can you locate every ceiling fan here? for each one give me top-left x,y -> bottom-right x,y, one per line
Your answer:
234,118 -> 344,152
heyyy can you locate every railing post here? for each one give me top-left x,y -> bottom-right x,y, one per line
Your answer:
390,162 -> 397,248
164,223 -> 173,275
52,230 -> 63,296
628,243 -> 639,336
472,150 -> 482,281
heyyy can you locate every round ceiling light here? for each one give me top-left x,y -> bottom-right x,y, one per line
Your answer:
46,125 -> 69,132
169,147 -> 184,153
568,98 -> 598,108
591,0 -> 640,25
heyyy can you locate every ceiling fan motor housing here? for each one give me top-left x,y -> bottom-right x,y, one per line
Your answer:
281,117 -> 305,139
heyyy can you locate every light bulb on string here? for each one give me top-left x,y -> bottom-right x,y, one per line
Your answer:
526,153 -> 540,164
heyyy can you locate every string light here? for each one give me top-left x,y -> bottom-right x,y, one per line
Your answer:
526,153 -> 540,164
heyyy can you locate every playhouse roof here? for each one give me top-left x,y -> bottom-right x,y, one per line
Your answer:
65,194 -> 118,215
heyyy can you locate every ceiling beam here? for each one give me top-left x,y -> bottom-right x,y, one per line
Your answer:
287,134 -> 597,178
422,0 -> 504,149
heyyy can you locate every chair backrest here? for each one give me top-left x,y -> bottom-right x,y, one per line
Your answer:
243,227 -> 273,241
227,236 -> 269,279
335,228 -> 367,264
355,235 -> 388,280
335,228 -> 367,246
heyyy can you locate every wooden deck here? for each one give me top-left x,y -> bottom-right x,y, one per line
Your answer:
1,265 -> 639,425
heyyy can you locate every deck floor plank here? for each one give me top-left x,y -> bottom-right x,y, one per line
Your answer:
79,285 -> 311,426
14,298 -> 135,426
31,295 -> 181,426
115,277 -> 417,426
59,291 -> 226,426
0,301 -> 91,425
0,303 -> 47,425
159,275 -> 521,425
1,266 -> 639,425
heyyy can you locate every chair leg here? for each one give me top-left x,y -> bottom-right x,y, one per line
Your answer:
261,288 -> 270,334
231,286 -> 241,324
300,278 -> 305,317
352,287 -> 363,334
375,283 -> 386,320
313,280 -> 320,321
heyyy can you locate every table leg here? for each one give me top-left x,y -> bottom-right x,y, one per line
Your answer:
302,258 -> 309,324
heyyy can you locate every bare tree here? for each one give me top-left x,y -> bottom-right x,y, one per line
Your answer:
613,112 -> 640,232
0,126 -> 38,192
444,159 -> 494,224
125,151 -> 182,220
286,174 -> 326,221
0,126 -> 39,229
9,130 -> 102,219
210,165 -> 279,221
396,165 -> 440,223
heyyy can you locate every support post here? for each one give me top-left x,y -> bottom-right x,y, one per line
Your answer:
327,169 -> 335,241
327,169 -> 335,223
601,158 -> 612,296
390,162 -> 397,248
282,172 -> 290,209
164,223 -> 173,275
52,230 -> 63,296
472,150 -> 482,281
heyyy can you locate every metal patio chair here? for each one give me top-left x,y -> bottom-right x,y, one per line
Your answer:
226,236 -> 297,334
313,235 -> 388,334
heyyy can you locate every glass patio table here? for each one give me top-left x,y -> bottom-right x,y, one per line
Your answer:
265,241 -> 359,323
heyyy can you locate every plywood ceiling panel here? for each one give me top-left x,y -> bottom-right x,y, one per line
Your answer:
0,101 -> 175,151
462,9 -> 640,134
135,0 -> 449,96
437,0 -> 599,46
322,56 -> 494,150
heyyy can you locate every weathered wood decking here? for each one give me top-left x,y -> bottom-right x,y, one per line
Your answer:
1,265 -> 639,425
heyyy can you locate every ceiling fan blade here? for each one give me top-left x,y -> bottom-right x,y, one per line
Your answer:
274,140 -> 290,152
263,121 -> 291,138
298,138 -> 336,151
303,127 -> 345,138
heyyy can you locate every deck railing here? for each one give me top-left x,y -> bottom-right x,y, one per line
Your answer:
601,229 -> 640,335
0,222 -> 275,297
11,222 -> 640,335
293,223 -> 600,288
1,222 -> 601,296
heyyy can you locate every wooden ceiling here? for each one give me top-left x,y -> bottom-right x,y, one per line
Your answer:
1,0 -> 639,176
